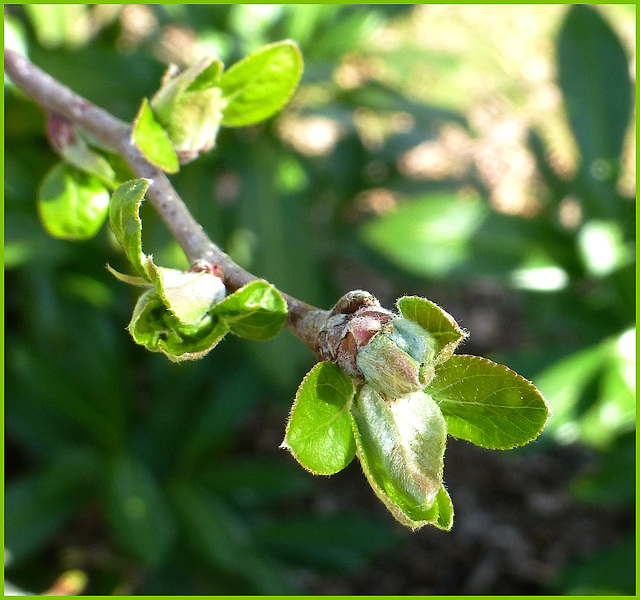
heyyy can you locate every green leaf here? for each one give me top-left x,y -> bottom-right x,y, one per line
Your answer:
431,485 -> 454,531
351,386 -> 448,529
282,361 -> 356,475
534,330 -> 635,448
132,98 -> 180,174
360,193 -> 561,282
37,162 -> 110,240
103,453 -> 175,566
219,40 -> 303,127
5,448 -> 99,563
213,280 -> 287,340
57,130 -> 116,187
151,57 -> 223,119
169,482 -> 292,594
108,178 -> 150,279
128,288 -> 229,362
397,296 -> 467,363
186,58 -> 224,92
166,87 -> 225,161
557,5 -> 632,170
150,58 -> 225,161
105,264 -> 150,287
110,179 -> 233,360
428,355 -> 550,450
109,179 -> 228,332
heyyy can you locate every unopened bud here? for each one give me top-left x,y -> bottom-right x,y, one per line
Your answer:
317,292 -> 441,397
356,317 -> 438,397
150,57 -> 226,163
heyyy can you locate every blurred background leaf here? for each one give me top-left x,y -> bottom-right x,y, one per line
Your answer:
4,4 -> 634,595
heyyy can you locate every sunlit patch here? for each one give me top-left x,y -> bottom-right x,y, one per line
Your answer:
118,4 -> 157,52
577,220 -> 631,277
354,188 -> 398,215
510,266 -> 569,291
154,25 -> 198,66
277,115 -> 343,156
558,196 -> 582,229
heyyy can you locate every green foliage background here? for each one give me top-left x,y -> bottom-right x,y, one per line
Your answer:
4,5 -> 635,595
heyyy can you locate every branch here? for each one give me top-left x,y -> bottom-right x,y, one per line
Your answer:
4,47 -> 327,349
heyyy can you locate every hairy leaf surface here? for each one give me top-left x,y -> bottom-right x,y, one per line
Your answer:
428,355 -> 550,449
282,361 -> 356,475
397,295 -> 467,363
108,178 -> 150,279
351,386 -> 448,529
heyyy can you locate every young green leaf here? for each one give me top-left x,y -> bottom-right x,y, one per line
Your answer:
165,87 -> 225,162
150,57 -> 226,162
219,40 -> 303,127
396,484 -> 454,531
213,280 -> 287,341
282,361 -> 356,475
105,264 -> 151,287
185,58 -> 224,93
427,355 -> 550,450
57,130 -> 116,186
149,266 -> 226,325
132,98 -> 180,174
397,295 -> 467,363
128,288 -> 230,362
431,485 -> 454,531
351,386 -> 448,529
38,162 -> 110,240
108,178 -> 150,279
151,57 -> 223,119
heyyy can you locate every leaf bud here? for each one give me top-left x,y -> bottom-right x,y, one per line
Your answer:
355,317 -> 438,397
150,57 -> 226,163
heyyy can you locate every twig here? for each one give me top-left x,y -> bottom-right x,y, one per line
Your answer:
4,48 -> 327,349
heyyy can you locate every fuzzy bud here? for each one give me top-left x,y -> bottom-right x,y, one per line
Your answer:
355,317 -> 438,397
315,291 -> 441,397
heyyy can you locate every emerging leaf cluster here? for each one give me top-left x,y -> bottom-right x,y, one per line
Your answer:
133,40 -> 303,170
108,179 -> 287,361
36,40 -> 303,241
282,297 -> 549,530
28,36 -> 551,534
37,125 -> 124,241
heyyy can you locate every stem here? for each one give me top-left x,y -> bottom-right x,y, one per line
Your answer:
4,48 -> 325,347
